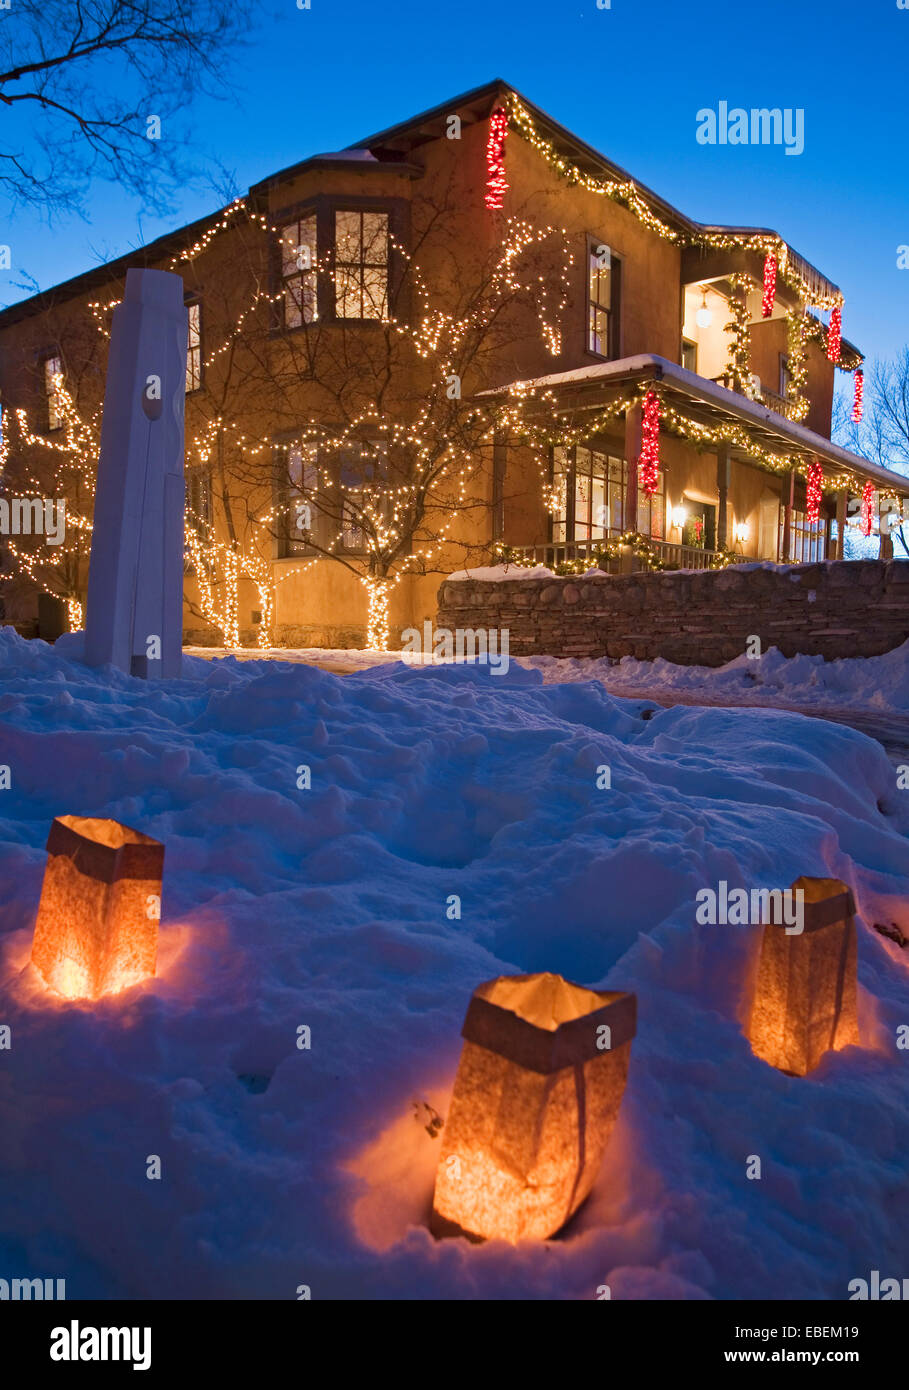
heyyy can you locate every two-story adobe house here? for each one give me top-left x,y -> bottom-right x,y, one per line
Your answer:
0,79 -> 905,648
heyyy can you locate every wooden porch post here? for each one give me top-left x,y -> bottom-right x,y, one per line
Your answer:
880,506 -> 894,560
716,444 -> 731,549
781,468 -> 795,562
624,404 -> 641,533
834,490 -> 847,560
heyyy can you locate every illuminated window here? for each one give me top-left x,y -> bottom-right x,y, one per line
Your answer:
280,215 -> 318,328
44,355 -> 64,430
185,302 -> 202,392
551,446 -> 656,541
185,467 -> 212,535
334,210 -> 388,320
587,239 -> 620,357
276,442 -> 319,556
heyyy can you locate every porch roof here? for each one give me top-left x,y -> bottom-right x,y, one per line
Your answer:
482,355 -> 909,496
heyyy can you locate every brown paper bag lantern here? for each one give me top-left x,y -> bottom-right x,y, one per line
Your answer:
748,876 -> 859,1076
31,816 -> 164,1000
431,972 -> 636,1243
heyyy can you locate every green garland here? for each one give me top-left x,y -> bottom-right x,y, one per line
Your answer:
493,533 -> 739,575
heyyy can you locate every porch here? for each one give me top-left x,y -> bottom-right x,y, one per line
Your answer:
506,536 -> 748,572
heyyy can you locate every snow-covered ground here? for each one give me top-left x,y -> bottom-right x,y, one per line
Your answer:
189,637 -> 909,718
2,626 -> 908,1299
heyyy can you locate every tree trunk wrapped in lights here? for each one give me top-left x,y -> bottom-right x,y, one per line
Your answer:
747,877 -> 859,1076
431,972 -> 636,1243
31,816 -> 164,1000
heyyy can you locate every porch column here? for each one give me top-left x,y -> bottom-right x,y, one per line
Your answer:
834,490 -> 847,560
624,404 -> 641,534
781,468 -> 795,562
716,444 -> 731,549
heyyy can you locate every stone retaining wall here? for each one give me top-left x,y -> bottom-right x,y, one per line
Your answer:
435,561 -> 909,665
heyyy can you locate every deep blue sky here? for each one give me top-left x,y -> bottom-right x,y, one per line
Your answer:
4,0 -> 907,363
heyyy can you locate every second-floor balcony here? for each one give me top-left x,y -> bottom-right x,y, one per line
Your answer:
710,372 -> 803,423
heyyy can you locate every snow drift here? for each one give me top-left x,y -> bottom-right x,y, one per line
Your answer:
1,627 -> 907,1299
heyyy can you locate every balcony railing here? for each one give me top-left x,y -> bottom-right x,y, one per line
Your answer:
507,537 -> 748,572
710,373 -> 802,422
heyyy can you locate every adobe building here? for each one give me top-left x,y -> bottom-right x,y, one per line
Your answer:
0,79 -> 905,648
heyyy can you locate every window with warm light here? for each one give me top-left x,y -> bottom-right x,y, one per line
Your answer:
334,210 -> 389,320
185,301 -> 202,392
184,466 -> 212,537
587,239 -> 620,357
43,354 -> 64,430
551,445 -> 663,542
276,441 -> 320,556
280,215 -> 318,328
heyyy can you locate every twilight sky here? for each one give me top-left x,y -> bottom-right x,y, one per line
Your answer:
3,0 -> 907,365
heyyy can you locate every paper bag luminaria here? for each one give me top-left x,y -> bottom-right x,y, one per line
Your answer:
31,816 -> 164,1000
747,876 -> 859,1076
431,972 -> 636,1243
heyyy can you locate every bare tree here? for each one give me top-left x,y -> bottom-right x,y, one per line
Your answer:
193,196 -> 575,646
832,351 -> 909,556
0,0 -> 245,217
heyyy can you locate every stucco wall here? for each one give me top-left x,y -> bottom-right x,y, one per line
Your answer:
435,560 -> 909,666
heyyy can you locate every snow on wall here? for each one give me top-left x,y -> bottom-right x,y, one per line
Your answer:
0,627 -> 908,1299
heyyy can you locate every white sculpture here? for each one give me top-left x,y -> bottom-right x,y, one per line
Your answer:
84,268 -> 188,679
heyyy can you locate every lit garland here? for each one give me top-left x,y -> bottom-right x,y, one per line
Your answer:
806,459 -> 823,524
827,306 -> 842,363
761,254 -> 777,317
639,390 -> 661,496
725,276 -> 755,396
852,368 -> 864,423
494,534 -> 739,574
785,310 -> 810,421
504,92 -> 844,309
504,92 -> 680,241
485,108 -> 509,210
860,480 -> 874,537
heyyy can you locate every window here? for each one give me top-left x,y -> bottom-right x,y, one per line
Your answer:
185,467 -> 212,535
779,354 -> 792,398
551,446 -> 662,542
280,215 -> 318,328
587,240 -> 619,357
334,210 -> 388,320
682,339 -> 698,373
44,355 -> 64,430
276,442 -> 319,556
781,508 -> 827,563
185,302 -> 202,392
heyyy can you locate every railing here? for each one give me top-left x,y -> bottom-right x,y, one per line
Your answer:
508,537 -> 748,572
710,373 -> 802,423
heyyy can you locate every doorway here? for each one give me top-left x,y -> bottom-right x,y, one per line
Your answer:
682,497 -> 716,550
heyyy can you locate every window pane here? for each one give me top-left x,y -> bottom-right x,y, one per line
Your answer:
361,265 -> 387,318
362,212 -> 388,264
334,266 -> 360,319
284,280 -> 303,329
335,210 -> 361,263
